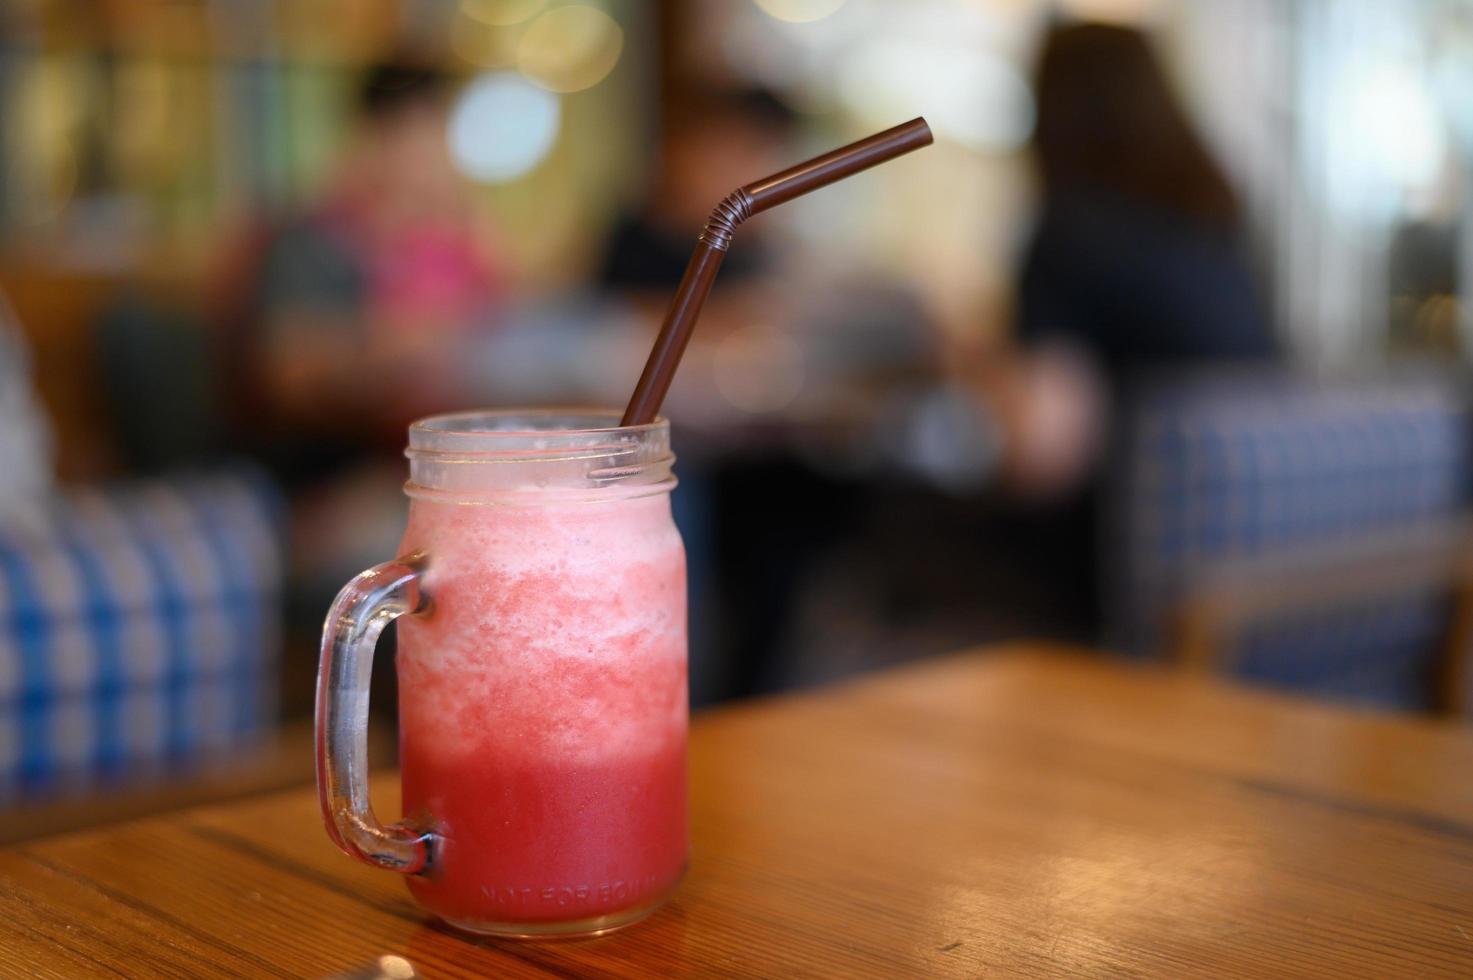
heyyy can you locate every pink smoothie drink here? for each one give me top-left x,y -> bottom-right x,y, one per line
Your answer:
395,489 -> 688,931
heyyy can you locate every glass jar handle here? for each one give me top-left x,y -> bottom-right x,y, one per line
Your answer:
315,553 -> 433,874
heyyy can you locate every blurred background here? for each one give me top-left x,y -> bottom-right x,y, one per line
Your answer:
1,0 -> 1471,831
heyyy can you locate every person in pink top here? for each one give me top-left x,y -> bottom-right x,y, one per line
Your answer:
243,61 -> 505,451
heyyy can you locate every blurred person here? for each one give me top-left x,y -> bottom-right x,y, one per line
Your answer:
976,21 -> 1278,638
595,85 -> 935,430
597,88 -> 797,296
1019,22 -> 1275,375
240,60 -> 506,462
988,20 -> 1277,497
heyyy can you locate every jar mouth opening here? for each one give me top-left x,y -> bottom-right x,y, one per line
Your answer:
407,408 -> 669,462
405,408 -> 674,495
410,407 -> 665,438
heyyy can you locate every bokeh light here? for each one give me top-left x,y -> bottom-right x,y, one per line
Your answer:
448,71 -> 561,182
753,0 -> 849,24
451,10 -> 522,68
1323,61 -> 1446,222
459,0 -> 545,27
516,5 -> 624,94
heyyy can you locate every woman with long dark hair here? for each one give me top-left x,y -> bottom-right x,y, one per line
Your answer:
994,21 -> 1279,495
1019,22 -> 1275,372
987,22 -> 1278,640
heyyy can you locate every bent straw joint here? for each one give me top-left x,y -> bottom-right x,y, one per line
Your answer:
697,190 -> 757,252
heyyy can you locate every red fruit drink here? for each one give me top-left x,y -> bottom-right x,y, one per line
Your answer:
395,486 -> 688,935
315,411 -> 687,938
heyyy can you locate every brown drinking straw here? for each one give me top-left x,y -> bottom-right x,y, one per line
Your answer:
621,117 -> 933,426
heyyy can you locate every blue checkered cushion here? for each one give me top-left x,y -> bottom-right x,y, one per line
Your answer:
0,468 -> 283,798
1109,370 -> 1473,709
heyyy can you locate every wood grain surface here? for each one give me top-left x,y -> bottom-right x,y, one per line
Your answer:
3,646 -> 1472,978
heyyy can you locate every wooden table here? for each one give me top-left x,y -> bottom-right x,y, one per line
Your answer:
4,647 -> 1473,978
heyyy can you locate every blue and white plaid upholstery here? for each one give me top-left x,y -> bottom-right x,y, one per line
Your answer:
1109,370 -> 1473,709
0,469 -> 283,798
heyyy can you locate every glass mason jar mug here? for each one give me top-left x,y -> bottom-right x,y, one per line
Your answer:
316,410 -> 689,938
